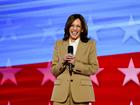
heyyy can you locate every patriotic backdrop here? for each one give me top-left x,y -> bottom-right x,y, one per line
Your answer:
0,0 -> 140,105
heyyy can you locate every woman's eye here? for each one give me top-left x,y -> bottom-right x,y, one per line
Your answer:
71,25 -> 81,28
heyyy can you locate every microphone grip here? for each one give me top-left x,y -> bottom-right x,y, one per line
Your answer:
68,63 -> 73,76
63,60 -> 68,66
67,45 -> 74,76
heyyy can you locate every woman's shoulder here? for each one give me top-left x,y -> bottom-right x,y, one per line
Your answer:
56,39 -> 63,43
55,39 -> 66,45
87,39 -> 96,45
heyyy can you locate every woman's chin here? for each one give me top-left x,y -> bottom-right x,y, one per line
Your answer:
70,36 -> 79,40
71,37 -> 78,40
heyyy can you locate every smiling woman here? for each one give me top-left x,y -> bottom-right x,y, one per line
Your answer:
0,0 -> 140,105
51,14 -> 99,105
69,19 -> 83,41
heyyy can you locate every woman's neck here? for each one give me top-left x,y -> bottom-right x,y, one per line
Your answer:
69,37 -> 80,42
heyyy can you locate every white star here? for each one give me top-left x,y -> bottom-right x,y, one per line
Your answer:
36,18 -> 53,27
130,101 -> 133,105
48,102 -> 51,105
36,18 -> 57,41
41,27 -> 58,42
118,58 -> 140,86
56,27 -> 64,39
89,102 -> 92,105
37,62 -> 55,85
0,59 -> 22,85
7,101 -> 11,105
87,16 -> 100,41
121,15 -> 140,43
90,68 -> 104,86
0,19 -> 18,41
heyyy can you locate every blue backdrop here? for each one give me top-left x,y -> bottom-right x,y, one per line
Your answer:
0,0 -> 140,66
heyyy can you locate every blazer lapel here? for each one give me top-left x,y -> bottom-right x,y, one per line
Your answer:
61,40 -> 87,61
62,40 -> 69,56
75,40 -> 87,60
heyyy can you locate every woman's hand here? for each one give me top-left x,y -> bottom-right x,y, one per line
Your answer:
64,54 -> 75,65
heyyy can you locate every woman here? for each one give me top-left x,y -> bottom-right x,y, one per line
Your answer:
51,14 -> 99,105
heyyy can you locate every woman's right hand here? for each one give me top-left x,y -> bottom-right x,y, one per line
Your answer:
64,54 -> 75,64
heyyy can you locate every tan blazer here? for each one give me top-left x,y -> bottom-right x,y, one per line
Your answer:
51,39 -> 99,103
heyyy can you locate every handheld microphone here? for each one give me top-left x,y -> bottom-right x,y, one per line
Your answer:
68,46 -> 73,54
68,46 -> 73,76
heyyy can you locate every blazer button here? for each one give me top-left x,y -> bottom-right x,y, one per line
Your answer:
70,79 -> 73,82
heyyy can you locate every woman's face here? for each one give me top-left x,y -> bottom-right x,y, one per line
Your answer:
69,18 -> 83,41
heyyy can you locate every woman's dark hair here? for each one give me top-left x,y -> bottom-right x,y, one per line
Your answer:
63,14 -> 90,43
